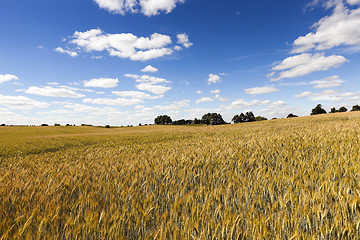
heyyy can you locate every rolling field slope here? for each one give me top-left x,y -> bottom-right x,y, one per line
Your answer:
1,112 -> 360,239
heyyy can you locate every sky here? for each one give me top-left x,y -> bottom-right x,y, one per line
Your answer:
1,0 -> 360,126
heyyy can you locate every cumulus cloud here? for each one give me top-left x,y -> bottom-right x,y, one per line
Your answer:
141,65 -> 158,73
25,86 -> 85,98
63,103 -> 116,114
295,89 -> 354,101
347,0 -> 360,5
112,90 -> 162,99
310,75 -> 343,88
0,74 -> 18,84
0,95 -> 50,109
224,99 -> 286,110
135,82 -> 171,95
195,97 -> 214,104
124,73 -> 172,95
210,89 -> 220,94
83,97 -> 143,106
271,53 -> 347,81
153,100 -> 190,111
208,74 -> 222,85
245,86 -> 280,95
55,47 -> 78,57
214,95 -> 228,102
83,77 -> 119,88
64,29 -> 191,61
177,33 -> 193,48
293,1 -> 360,53
94,0 -> 185,16
124,74 -> 169,84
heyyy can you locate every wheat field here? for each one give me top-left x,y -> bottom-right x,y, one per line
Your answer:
1,112 -> 360,239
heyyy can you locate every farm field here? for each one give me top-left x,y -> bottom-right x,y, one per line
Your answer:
1,112 -> 360,239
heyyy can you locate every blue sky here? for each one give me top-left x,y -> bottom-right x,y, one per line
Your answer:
1,0 -> 360,125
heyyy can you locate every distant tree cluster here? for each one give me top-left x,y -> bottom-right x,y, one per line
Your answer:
201,113 -> 225,125
152,103 -> 360,127
351,105 -> 360,111
287,113 -> 298,118
330,106 -> 347,113
172,119 -> 193,125
311,104 -> 360,115
311,104 -> 327,115
154,114 -> 226,126
154,115 -> 172,125
232,112 -> 254,123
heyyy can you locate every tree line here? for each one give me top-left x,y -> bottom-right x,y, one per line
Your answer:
311,104 -> 360,115
154,104 -> 360,126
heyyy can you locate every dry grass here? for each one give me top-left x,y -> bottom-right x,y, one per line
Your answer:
1,112 -> 360,239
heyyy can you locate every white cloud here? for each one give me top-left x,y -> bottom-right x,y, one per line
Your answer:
292,2 -> 360,53
347,0 -> 360,5
195,97 -> 214,104
245,86 -> 280,95
196,90 -> 202,94
124,73 -> 172,94
94,0 -> 185,16
112,90 -> 162,99
124,74 -> 169,84
0,95 -> 50,109
0,74 -> 18,84
310,75 -> 343,88
214,95 -> 228,102
63,103 -> 117,114
55,47 -> 78,57
66,28 -> 191,61
93,0 -> 137,15
25,86 -> 85,98
153,100 -> 190,111
47,82 -> 59,85
271,53 -> 347,81
83,97 -> 143,106
210,89 -> 220,94
140,0 -> 185,16
141,65 -> 158,73
177,33 -> 193,48
295,89 -> 354,101
224,99 -> 286,110
84,77 -> 119,88
135,82 -> 171,95
208,74 -> 221,85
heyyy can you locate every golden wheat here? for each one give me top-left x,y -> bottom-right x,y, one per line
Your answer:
1,112 -> 360,239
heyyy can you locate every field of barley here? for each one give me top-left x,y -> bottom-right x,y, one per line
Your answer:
1,112 -> 360,239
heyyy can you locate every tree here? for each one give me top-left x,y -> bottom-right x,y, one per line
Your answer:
287,113 -> 298,118
255,116 -> 267,121
154,115 -> 172,125
232,115 -> 241,123
338,106 -> 347,112
330,107 -> 337,113
193,118 -> 201,124
245,112 -> 256,122
201,113 -> 225,125
239,113 -> 246,122
311,104 -> 327,115
351,105 -> 360,111
232,112 -> 256,123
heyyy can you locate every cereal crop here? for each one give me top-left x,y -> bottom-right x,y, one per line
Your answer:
1,112 -> 360,239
